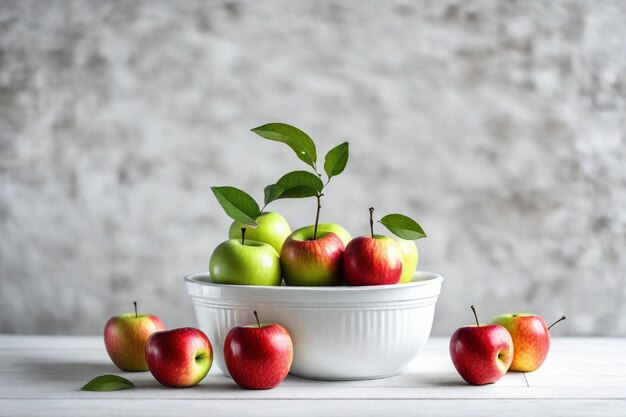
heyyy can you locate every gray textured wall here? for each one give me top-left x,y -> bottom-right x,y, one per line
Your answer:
1,0 -> 625,336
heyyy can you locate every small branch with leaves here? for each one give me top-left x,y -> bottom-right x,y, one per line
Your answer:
211,123 -> 348,239
210,122 -> 426,246
252,123 -> 349,240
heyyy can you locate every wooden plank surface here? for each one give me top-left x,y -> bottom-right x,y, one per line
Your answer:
0,336 -> 624,416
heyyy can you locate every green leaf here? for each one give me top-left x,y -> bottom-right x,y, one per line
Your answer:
81,375 -> 135,391
263,184 -> 284,206
275,170 -> 323,198
211,186 -> 260,227
324,141 -> 349,179
379,213 -> 427,240
251,123 -> 318,169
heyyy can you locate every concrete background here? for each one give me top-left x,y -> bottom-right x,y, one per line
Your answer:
1,0 -> 625,336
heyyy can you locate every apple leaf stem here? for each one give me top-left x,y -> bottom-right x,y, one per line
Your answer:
369,207 -> 375,238
313,194 -> 323,240
548,315 -> 566,331
253,310 -> 261,329
241,228 -> 246,245
470,305 -> 480,327
133,301 -> 137,318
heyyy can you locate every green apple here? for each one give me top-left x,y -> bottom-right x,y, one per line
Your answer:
316,223 -> 352,247
394,238 -> 419,283
228,212 -> 291,253
209,239 -> 282,286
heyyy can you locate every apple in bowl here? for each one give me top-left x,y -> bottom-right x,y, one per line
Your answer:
280,225 -> 345,286
344,234 -> 403,286
316,223 -> 352,247
394,238 -> 419,283
228,211 -> 291,253
343,208 -> 425,286
210,228 -> 282,286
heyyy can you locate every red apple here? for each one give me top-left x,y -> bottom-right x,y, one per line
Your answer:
491,314 -> 566,372
343,234 -> 403,286
224,311 -> 293,390
449,305 -> 514,385
280,225 -> 345,286
104,302 -> 166,371
145,327 -> 213,388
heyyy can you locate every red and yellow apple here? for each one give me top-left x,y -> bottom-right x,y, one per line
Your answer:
104,303 -> 166,371
491,313 -> 565,372
280,225 -> 345,286
145,327 -> 213,387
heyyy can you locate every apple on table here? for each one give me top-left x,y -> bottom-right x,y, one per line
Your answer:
145,327 -> 213,388
491,313 -> 566,372
104,302 -> 166,372
224,311 -> 293,390
449,305 -> 514,385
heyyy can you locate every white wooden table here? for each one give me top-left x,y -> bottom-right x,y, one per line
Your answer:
1,336 -> 624,416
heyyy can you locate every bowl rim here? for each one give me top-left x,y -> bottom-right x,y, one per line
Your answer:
184,270 -> 443,292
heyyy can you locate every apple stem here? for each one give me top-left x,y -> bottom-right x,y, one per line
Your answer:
470,305 -> 480,327
241,228 -> 246,245
253,310 -> 261,329
133,301 -> 138,318
548,315 -> 566,330
313,194 -> 322,240
369,207 -> 375,238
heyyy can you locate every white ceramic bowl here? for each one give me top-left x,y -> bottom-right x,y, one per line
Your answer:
185,271 -> 443,380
